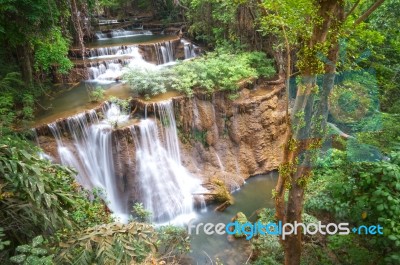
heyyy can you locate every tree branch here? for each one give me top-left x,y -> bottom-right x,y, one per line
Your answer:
354,0 -> 385,25
345,0 -> 361,20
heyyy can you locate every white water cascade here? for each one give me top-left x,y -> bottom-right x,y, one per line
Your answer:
48,103 -> 130,222
95,29 -> 152,40
131,100 -> 206,224
88,46 -> 156,83
45,99 -> 206,224
154,41 -> 175,64
181,39 -> 197,59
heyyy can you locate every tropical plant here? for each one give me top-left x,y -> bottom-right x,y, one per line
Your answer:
0,227 -> 10,251
88,87 -> 105,103
305,149 -> 400,264
10,236 -> 53,265
55,221 -> 190,265
34,27 -> 73,75
132,202 -> 152,223
0,136 -> 109,245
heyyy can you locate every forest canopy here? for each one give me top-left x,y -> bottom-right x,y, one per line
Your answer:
0,0 -> 399,264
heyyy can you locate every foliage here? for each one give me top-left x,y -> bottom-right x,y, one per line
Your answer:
183,0 -> 262,49
0,0 -> 72,83
0,72 -> 33,134
305,149 -> 400,264
10,236 -> 53,265
56,222 -> 157,264
325,234 -> 380,265
0,136 -> 75,242
132,202 -> 152,223
123,67 -> 170,99
356,0 -> 400,114
0,227 -> 10,251
108,97 -> 131,112
0,135 -> 109,246
88,87 -> 105,103
250,208 -> 283,265
155,225 -> 190,256
34,27 -> 73,75
329,75 -> 378,124
355,113 -> 400,154
55,221 -> 190,264
124,50 -> 275,98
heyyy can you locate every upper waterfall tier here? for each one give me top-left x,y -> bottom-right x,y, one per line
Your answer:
95,29 -> 153,40
67,32 -> 200,83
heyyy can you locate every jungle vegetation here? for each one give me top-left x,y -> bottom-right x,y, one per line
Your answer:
0,0 -> 399,264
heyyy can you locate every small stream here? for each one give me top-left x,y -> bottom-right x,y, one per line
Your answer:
186,172 -> 277,265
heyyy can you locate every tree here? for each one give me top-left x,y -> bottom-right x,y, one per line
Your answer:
259,0 -> 386,264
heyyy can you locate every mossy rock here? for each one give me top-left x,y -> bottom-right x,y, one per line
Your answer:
211,178 -> 233,203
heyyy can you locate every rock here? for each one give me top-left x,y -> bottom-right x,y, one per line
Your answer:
34,83 -> 287,208
214,201 -> 232,212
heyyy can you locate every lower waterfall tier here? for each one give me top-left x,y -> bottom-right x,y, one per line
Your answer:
33,85 -> 287,223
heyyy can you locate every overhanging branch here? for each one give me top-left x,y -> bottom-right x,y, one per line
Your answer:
354,0 -> 385,25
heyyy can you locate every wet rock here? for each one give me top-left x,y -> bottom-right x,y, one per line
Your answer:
34,82 -> 287,206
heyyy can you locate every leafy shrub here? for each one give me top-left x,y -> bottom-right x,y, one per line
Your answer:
56,222 -> 190,265
123,67 -> 169,99
123,50 -> 275,98
88,87 -> 105,103
132,202 -> 151,223
56,222 -> 157,264
0,72 -> 37,132
305,149 -> 400,264
0,136 -> 109,245
34,27 -> 73,75
10,236 -> 53,265
251,208 -> 283,264
108,96 -> 131,112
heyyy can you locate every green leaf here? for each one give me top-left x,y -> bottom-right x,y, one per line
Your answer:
15,244 -> 31,253
10,254 -> 26,263
32,236 -> 44,248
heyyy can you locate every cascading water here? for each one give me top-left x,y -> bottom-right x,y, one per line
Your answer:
131,100 -> 206,224
48,103 -> 130,222
181,39 -> 197,59
154,41 -> 175,64
87,46 -> 156,82
95,29 -> 152,40
44,99 -> 206,224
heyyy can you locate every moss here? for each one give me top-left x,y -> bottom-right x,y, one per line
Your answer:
211,178 -> 233,203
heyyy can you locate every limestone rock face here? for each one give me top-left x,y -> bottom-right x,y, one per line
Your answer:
34,83 -> 287,206
175,84 -> 287,191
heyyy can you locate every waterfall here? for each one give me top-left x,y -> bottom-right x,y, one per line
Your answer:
87,46 -> 156,82
154,41 -> 174,64
181,39 -> 197,59
48,103 -> 130,222
83,39 -> 199,82
131,100 -> 206,224
95,29 -> 152,40
43,100 -> 206,224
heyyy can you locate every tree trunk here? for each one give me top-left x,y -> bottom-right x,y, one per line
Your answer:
19,44 -> 33,85
272,0 -> 386,264
276,1 -> 345,264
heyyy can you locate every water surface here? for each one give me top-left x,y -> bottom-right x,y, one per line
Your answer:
187,172 -> 277,265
